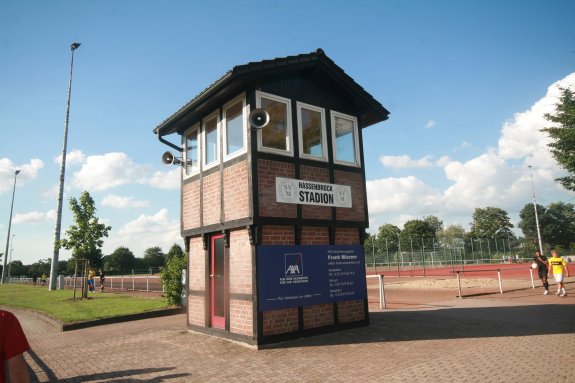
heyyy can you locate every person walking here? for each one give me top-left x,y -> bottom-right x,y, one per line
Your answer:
548,249 -> 570,297
533,250 -> 550,294
99,268 -> 106,292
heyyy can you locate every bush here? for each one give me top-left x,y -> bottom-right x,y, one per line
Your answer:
159,254 -> 186,306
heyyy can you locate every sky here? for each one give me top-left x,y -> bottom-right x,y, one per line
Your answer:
1,0 -> 574,266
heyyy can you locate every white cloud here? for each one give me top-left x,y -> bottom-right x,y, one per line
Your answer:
54,149 -> 86,166
13,209 -> 56,224
425,119 -> 436,129
379,155 -> 435,169
366,176 -> 441,214
139,168 -> 180,190
102,194 -> 150,208
0,158 -> 44,194
104,209 -> 181,256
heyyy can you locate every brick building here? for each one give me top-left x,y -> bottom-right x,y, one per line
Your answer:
154,49 -> 389,347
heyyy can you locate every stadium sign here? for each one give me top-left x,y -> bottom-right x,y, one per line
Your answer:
275,177 -> 352,208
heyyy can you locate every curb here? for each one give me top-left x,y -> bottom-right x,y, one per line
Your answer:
62,307 -> 184,331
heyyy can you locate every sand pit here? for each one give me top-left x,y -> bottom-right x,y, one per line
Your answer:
377,277 -> 529,290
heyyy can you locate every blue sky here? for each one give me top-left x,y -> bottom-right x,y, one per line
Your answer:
1,0 -> 574,266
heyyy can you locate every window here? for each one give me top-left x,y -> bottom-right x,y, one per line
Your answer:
256,91 -> 293,156
184,124 -> 200,176
223,95 -> 247,160
297,102 -> 327,161
203,112 -> 220,169
331,111 -> 360,167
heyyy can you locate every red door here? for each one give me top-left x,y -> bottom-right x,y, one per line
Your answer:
210,234 -> 225,329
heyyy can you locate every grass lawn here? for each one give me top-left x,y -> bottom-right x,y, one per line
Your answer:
0,284 -> 172,324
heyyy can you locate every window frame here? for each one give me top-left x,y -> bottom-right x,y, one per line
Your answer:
330,110 -> 361,167
183,123 -> 200,178
202,110 -> 221,171
296,101 -> 327,162
256,90 -> 293,157
222,93 -> 248,161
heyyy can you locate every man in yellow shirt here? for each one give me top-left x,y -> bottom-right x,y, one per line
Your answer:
548,249 -> 570,297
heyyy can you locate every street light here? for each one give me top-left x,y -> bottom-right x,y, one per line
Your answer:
1,169 -> 20,284
50,42 -> 81,290
8,234 -> 14,280
528,165 -> 544,254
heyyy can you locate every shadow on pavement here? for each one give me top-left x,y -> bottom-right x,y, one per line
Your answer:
27,350 -> 190,383
271,304 -> 575,349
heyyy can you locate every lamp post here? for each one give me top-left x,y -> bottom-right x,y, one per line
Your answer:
528,165 -> 544,254
50,42 -> 81,291
8,234 -> 14,280
1,169 -> 20,284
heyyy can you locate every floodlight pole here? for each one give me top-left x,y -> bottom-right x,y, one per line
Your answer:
1,170 -> 20,284
528,166 -> 544,255
8,234 -> 14,279
50,42 -> 81,290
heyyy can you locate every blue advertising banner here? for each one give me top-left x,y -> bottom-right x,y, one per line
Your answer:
257,245 -> 367,311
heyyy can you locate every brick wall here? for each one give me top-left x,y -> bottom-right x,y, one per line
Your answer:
301,226 -> 329,245
224,160 -> 250,222
262,308 -> 299,336
335,227 -> 360,245
228,228 -> 253,336
258,160 -> 296,218
202,172 -> 221,225
337,300 -> 365,323
182,180 -> 201,231
334,170 -> 365,222
188,236 -> 206,326
303,304 -> 334,329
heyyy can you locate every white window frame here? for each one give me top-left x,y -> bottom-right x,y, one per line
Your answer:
222,93 -> 248,161
296,101 -> 327,162
330,110 -> 361,167
202,111 -> 220,171
183,123 -> 200,178
256,90 -> 293,157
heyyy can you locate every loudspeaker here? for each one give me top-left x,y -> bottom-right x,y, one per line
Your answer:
162,151 -> 182,166
248,108 -> 270,129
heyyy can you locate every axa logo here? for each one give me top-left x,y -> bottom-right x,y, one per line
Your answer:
285,253 -> 303,276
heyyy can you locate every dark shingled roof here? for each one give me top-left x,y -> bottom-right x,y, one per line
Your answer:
154,49 -> 389,136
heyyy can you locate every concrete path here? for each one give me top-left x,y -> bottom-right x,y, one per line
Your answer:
9,282 -> 575,382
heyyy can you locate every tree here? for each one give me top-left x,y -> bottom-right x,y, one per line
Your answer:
520,201 -> 575,249
438,224 -> 466,250
400,219 -> 436,250
165,243 -> 185,262
105,247 -> 136,274
542,87 -> 575,191
60,191 -> 111,268
423,215 -> 443,235
160,250 -> 187,306
143,246 -> 164,270
469,207 -> 513,238
376,224 -> 401,252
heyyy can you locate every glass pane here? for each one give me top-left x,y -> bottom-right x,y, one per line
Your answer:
185,130 -> 198,174
301,108 -> 323,157
205,117 -> 218,165
261,97 -> 288,151
225,101 -> 244,155
334,116 -> 356,163
214,237 -> 225,317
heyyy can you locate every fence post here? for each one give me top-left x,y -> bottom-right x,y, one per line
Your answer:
457,271 -> 462,298
529,268 -> 535,289
497,269 -> 503,294
147,275 -> 150,292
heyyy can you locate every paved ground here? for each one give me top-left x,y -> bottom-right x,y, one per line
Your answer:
8,278 -> 575,383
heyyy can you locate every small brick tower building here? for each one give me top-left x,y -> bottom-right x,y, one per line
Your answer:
154,49 -> 389,347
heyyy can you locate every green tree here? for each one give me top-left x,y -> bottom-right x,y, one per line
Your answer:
160,251 -> 187,306
469,207 -> 513,238
8,260 -> 27,277
143,246 -> 164,270
28,259 -> 52,278
542,87 -> 575,191
423,215 -> 444,235
165,243 -> 185,262
377,224 -> 401,252
400,219 -> 436,250
60,191 -> 111,268
105,247 -> 136,274
520,202 -> 575,249
438,224 -> 466,250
